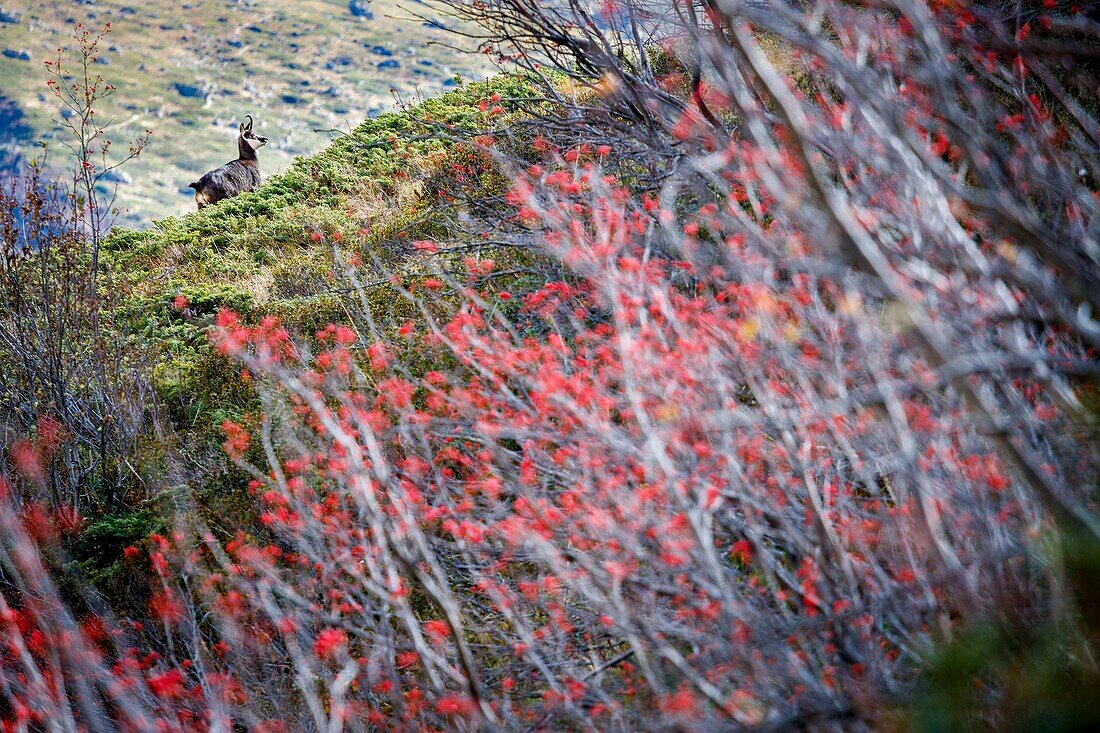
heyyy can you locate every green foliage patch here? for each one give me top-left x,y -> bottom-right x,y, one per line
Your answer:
104,74 -> 536,429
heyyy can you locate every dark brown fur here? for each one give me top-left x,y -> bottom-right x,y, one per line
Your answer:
188,115 -> 269,209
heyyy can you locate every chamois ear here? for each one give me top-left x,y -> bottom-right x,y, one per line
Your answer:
239,121 -> 246,135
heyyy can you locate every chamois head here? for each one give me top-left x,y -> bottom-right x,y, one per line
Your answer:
237,115 -> 269,159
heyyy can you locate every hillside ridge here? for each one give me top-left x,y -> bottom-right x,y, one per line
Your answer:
102,73 -> 533,442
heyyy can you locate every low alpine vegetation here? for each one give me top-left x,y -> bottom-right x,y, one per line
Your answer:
1,2 -> 1098,731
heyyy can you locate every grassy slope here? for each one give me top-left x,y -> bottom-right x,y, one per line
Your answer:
0,0 -> 491,223
64,73 -> 538,579
103,72 -> 532,439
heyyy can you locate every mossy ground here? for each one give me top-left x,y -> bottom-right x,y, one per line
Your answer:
84,74 -> 542,562
106,74 -> 535,428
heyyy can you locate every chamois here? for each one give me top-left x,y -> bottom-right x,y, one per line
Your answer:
188,115 -> 269,209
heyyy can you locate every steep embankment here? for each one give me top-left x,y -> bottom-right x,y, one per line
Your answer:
102,75 -> 532,434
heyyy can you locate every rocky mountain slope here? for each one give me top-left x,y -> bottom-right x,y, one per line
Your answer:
0,0 -> 491,224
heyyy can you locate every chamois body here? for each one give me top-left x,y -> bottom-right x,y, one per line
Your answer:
189,116 -> 268,209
